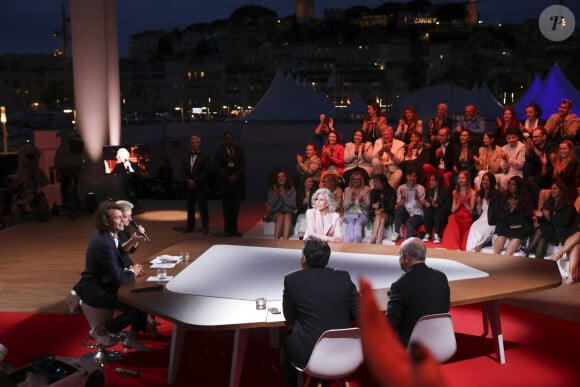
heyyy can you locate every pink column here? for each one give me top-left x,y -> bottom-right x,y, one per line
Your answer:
69,0 -> 123,199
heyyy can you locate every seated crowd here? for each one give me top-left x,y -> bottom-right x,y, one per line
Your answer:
266,99 -> 580,284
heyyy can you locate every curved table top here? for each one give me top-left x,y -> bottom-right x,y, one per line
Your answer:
118,239 -> 563,330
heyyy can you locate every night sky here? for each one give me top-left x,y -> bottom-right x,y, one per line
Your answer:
0,1 -> 578,56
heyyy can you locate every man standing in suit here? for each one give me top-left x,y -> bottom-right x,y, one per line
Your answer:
387,237 -> 450,346
74,201 -> 150,351
281,237 -> 358,386
182,135 -> 210,234
213,132 -> 245,236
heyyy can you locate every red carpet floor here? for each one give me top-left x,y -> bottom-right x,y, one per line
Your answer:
1,303 -> 579,386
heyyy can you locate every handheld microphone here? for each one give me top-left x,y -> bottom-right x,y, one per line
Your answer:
115,367 -> 140,376
130,220 -> 151,241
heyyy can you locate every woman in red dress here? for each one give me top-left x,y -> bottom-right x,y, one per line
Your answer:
441,170 -> 476,250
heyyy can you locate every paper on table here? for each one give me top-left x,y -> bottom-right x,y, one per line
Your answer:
150,255 -> 182,264
151,262 -> 177,269
146,275 -> 174,282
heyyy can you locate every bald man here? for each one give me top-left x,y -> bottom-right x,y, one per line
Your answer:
386,237 -> 450,345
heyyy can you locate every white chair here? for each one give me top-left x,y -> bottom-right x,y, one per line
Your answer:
408,313 -> 457,363
79,300 -> 123,365
295,327 -> 363,387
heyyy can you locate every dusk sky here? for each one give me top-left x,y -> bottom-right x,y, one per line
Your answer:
1,1 -> 578,57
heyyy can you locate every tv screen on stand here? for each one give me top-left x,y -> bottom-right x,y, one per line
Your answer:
103,144 -> 151,175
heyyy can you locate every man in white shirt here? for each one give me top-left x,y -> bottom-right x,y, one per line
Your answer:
372,125 -> 405,189
496,128 -> 526,191
392,168 -> 426,242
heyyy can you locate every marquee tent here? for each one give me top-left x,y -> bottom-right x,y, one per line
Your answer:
243,69 -> 336,121
513,63 -> 580,118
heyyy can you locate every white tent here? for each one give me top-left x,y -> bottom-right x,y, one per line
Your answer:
396,82 -> 504,121
243,69 -> 336,121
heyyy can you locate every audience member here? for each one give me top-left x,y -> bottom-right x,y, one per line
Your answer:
495,128 -> 526,191
451,129 -> 478,188
294,176 -> 315,240
549,213 -> 580,284
395,106 -> 424,144
441,170 -> 476,250
537,139 -> 580,210
362,102 -> 387,145
493,176 -> 534,255
544,98 -> 580,143
343,129 -> 373,184
526,182 -> 577,259
342,171 -> 371,243
182,135 -> 210,234
373,125 -> 405,189
466,173 -> 502,252
314,113 -> 335,146
73,201 -> 150,351
423,126 -> 457,188
304,188 -> 343,242
473,130 -> 506,191
281,237 -> 358,387
319,172 -> 344,214
455,104 -> 486,144
214,132 -> 246,237
520,102 -> 545,138
320,131 -> 345,180
523,127 -> 556,203
422,173 -> 452,244
495,106 -> 520,146
427,103 -> 453,144
266,170 -> 296,240
392,168 -> 425,242
386,237 -> 450,346
369,173 -> 396,244
296,143 -> 322,185
400,131 -> 431,186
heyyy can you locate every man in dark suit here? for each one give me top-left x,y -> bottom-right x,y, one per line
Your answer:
182,135 -> 210,234
387,237 -> 450,346
422,126 -> 457,188
213,132 -> 245,236
281,237 -> 358,386
74,201 -> 150,351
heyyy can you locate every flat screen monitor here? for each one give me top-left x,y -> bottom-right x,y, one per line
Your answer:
103,144 -> 150,175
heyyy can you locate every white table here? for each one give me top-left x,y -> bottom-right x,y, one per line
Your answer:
119,240 -> 562,386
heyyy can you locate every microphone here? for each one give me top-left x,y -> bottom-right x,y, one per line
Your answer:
130,220 -> 151,241
115,367 -> 140,376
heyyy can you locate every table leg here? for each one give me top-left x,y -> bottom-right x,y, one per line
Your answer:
229,328 -> 249,387
269,327 -> 279,348
167,323 -> 186,384
481,301 -> 506,364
